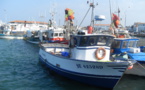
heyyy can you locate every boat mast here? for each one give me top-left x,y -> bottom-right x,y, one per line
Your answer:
49,4 -> 57,28
109,0 -> 112,23
90,0 -> 95,29
118,7 -> 120,19
78,0 -> 97,28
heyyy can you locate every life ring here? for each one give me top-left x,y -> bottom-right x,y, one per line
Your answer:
95,47 -> 106,60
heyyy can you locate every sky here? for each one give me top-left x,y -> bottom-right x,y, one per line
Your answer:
0,0 -> 145,27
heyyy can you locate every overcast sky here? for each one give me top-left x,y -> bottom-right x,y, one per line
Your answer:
0,0 -> 145,27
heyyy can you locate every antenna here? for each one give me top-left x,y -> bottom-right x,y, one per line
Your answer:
49,3 -> 57,27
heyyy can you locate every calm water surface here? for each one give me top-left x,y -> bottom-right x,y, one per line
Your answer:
0,38 -> 145,90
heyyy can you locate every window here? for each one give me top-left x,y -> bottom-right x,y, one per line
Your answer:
54,33 -> 58,36
128,41 -> 135,48
59,33 -> 63,36
51,33 -> 53,37
112,41 -> 121,48
88,37 -> 96,46
79,37 -> 88,46
122,41 -> 128,49
107,37 -> 114,47
97,36 -> 107,46
135,41 -> 138,47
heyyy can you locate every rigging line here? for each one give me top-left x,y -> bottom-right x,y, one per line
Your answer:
137,62 -> 145,70
128,62 -> 145,75
78,6 -> 91,28
128,66 -> 145,75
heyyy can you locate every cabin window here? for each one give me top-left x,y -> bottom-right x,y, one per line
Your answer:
135,41 -> 139,47
79,36 -> 113,47
51,33 -> 53,37
97,36 -> 107,46
59,33 -> 63,36
128,41 -> 136,48
122,41 -> 128,49
88,37 -> 97,46
112,41 -> 121,48
79,36 -> 88,46
54,33 -> 58,36
107,37 -> 114,47
70,36 -> 78,47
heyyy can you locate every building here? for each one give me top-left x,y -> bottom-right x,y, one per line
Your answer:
8,20 -> 48,32
132,22 -> 145,33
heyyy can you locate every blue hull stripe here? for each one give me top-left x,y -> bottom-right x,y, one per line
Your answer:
39,56 -> 121,88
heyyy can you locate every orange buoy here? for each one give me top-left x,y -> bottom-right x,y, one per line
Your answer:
118,35 -> 125,38
128,65 -> 133,69
87,26 -> 93,34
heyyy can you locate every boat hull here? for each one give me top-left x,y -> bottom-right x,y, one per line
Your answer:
0,34 -> 23,39
39,48 -> 129,89
26,40 -> 39,44
23,37 -> 39,44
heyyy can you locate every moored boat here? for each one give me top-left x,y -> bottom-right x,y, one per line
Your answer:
39,32 -> 136,89
0,33 -> 23,39
111,38 -> 145,76
38,1 -> 136,89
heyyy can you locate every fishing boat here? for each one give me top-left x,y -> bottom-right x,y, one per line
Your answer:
45,27 -> 66,43
39,1 -> 137,89
23,25 -> 66,44
111,38 -> 145,76
0,30 -> 23,39
23,30 -> 40,44
108,9 -> 145,76
0,34 -> 23,39
39,30 -> 136,89
24,10 -> 66,44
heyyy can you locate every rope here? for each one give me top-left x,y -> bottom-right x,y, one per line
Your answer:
137,62 -> 145,70
78,7 -> 91,28
128,62 -> 145,75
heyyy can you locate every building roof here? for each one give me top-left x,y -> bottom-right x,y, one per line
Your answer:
9,20 -> 48,24
134,22 -> 145,25
94,24 -> 110,26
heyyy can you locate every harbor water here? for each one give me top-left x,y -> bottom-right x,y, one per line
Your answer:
0,38 -> 145,90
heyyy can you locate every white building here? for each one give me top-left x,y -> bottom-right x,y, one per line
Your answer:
132,22 -> 145,33
0,20 -> 5,33
8,20 -> 48,33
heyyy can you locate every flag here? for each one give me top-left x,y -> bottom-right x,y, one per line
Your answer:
112,13 -> 119,21
112,13 -> 120,28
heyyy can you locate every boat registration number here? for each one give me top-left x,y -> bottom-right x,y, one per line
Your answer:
76,64 -> 103,69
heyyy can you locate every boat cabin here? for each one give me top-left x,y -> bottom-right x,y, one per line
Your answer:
111,38 -> 145,63
69,34 -> 114,61
47,28 -> 65,42
111,38 -> 140,54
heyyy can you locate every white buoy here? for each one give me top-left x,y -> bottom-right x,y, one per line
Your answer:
95,15 -> 106,21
